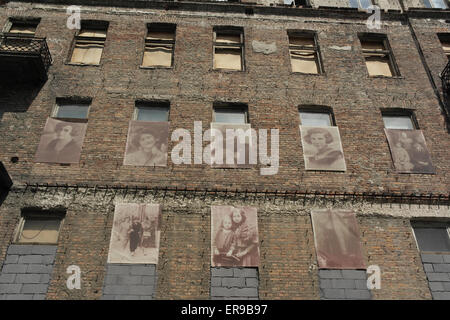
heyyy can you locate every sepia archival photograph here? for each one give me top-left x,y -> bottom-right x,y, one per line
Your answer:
299,125 -> 347,171
311,209 -> 365,269
211,206 -> 260,267
210,123 -> 253,168
385,129 -> 435,174
123,120 -> 169,167
107,203 -> 161,264
34,117 -> 87,164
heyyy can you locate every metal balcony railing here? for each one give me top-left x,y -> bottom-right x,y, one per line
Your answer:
442,60 -> 450,118
0,33 -> 52,82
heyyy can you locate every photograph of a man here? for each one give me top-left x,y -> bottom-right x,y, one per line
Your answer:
108,203 -> 161,264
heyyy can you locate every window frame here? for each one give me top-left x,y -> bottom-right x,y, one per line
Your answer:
381,109 -> 419,130
133,100 -> 170,122
212,26 -> 245,72
67,20 -> 109,66
52,98 -> 91,121
288,30 -> 324,75
6,18 -> 40,36
298,106 -> 336,127
141,23 -> 176,69
14,210 -> 65,245
411,221 -> 450,254
213,102 -> 249,124
358,33 -> 400,78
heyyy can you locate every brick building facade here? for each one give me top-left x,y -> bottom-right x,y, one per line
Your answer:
0,0 -> 449,300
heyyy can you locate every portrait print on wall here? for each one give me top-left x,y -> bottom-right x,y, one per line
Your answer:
299,126 -> 346,171
210,123 -> 253,168
108,203 -> 161,264
311,209 -> 365,269
123,121 -> 169,167
211,206 -> 260,267
384,129 -> 435,174
34,118 -> 87,164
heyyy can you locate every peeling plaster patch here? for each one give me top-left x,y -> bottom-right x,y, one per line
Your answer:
252,40 -> 277,55
329,45 -> 352,51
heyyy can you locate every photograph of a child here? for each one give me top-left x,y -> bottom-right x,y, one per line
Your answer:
34,117 -> 87,164
211,206 -> 260,267
123,121 -> 168,167
384,129 -> 435,174
107,203 -> 161,264
299,125 -> 347,171
311,209 -> 365,269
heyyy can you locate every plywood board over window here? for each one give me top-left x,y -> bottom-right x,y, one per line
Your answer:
142,25 -> 176,68
70,28 -> 107,65
360,36 -> 398,77
289,34 -> 321,74
213,29 -> 243,71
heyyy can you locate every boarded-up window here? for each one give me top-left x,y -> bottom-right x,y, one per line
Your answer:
142,24 -> 176,68
17,216 -> 62,244
70,24 -> 107,65
360,35 -> 398,77
9,21 -> 38,34
289,32 -> 321,74
311,209 -> 365,269
213,28 -> 244,71
438,34 -> 450,60
135,101 -> 170,122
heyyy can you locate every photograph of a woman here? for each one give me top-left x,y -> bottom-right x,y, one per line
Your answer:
300,126 -> 347,171
211,206 -> 260,267
34,118 -> 87,164
108,203 -> 161,264
123,121 -> 168,167
385,129 -> 435,174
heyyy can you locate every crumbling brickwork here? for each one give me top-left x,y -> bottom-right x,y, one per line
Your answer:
0,0 -> 449,300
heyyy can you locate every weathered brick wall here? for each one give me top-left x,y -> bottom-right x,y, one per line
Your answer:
0,187 -> 444,299
0,3 -> 448,195
359,216 -> 432,300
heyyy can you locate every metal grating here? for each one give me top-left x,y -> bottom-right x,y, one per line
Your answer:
0,33 -> 52,77
441,60 -> 450,119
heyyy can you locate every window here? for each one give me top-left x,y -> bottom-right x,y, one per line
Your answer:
349,0 -> 373,9
359,34 -> 399,77
423,0 -> 448,9
142,23 -> 176,68
213,103 -> 248,123
53,99 -> 90,119
8,19 -> 39,34
413,222 -> 450,252
213,27 -> 244,71
299,107 -> 334,127
134,101 -> 170,121
381,110 -> 417,129
288,31 -> 322,74
70,21 -> 108,65
438,34 -> 450,60
16,211 -> 64,244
